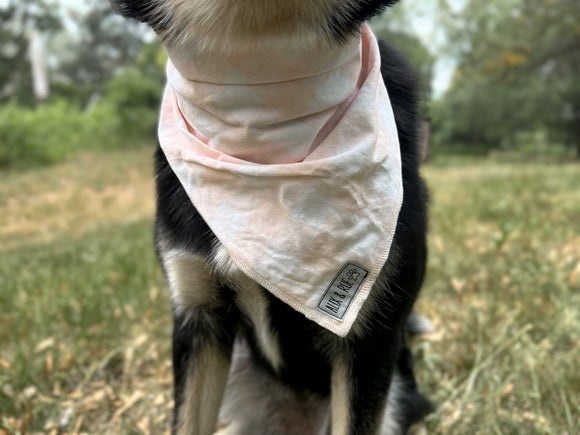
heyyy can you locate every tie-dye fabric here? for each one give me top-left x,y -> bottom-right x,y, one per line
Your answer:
158,25 -> 402,337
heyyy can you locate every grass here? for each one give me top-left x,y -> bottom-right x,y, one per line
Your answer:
417,158 -> 580,434
1,149 -> 579,434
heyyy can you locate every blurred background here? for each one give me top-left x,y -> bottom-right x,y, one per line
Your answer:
0,0 -> 578,433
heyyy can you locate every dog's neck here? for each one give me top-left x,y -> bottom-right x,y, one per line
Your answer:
155,0 -> 354,54
165,31 -> 364,164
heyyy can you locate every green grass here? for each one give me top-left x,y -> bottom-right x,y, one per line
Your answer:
0,221 -> 171,426
417,160 -> 580,434
1,149 -> 579,434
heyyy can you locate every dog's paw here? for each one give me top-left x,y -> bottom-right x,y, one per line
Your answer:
406,313 -> 435,336
407,422 -> 429,435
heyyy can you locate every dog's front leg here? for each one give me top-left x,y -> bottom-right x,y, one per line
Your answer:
162,251 -> 238,435
172,309 -> 236,435
330,334 -> 401,435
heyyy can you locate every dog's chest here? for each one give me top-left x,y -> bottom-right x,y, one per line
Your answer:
212,245 -> 284,371
161,243 -> 284,371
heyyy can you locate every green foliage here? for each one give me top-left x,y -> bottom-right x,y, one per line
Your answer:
103,66 -> 163,140
371,9 -> 436,102
433,0 -> 580,155
431,74 -> 558,150
0,101 -> 114,168
55,0 -> 150,106
0,64 -> 162,169
0,22 -> 164,169
0,0 -> 62,106
135,40 -> 167,86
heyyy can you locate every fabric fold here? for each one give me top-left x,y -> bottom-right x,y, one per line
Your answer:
158,25 -> 403,337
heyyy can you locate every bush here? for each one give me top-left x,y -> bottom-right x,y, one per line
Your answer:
0,68 -> 162,169
0,101 -> 112,168
103,67 -> 162,141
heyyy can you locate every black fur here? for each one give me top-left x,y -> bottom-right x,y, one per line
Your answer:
111,0 -> 432,433
326,1 -> 400,43
151,39 -> 431,432
396,344 -> 435,430
171,295 -> 239,420
109,0 -> 157,23
109,0 -> 167,33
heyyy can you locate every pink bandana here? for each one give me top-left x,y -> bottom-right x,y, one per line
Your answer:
158,25 -> 402,336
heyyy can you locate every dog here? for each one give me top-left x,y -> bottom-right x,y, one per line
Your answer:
110,1 -> 432,434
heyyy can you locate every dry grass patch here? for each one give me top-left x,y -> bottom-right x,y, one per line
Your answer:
0,149 -> 155,250
1,151 -> 578,434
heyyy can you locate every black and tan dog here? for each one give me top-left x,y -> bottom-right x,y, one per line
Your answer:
110,1 -> 432,434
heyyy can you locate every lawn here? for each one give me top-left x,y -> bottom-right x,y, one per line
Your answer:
1,149 -> 578,434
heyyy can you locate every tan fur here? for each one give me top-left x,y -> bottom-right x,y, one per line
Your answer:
162,249 -> 219,315
330,357 -> 350,435
218,339 -> 331,434
177,342 -> 232,435
155,0 -> 355,53
212,245 -> 283,372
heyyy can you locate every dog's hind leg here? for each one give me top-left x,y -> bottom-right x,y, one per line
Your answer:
162,250 -> 238,435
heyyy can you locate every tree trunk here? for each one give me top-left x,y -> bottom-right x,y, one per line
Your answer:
29,30 -> 50,103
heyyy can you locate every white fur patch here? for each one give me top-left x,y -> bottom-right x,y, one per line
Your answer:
157,0 -> 352,53
330,358 -> 350,435
380,369 -> 404,435
177,343 -> 232,435
218,339 -> 330,435
212,245 -> 283,372
161,249 -> 218,316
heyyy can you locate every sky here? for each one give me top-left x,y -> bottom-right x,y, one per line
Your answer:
401,0 -> 465,96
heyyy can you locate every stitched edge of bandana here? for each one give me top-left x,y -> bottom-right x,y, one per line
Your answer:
211,187 -> 403,337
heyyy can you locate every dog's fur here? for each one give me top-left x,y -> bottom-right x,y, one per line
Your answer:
110,1 -> 432,433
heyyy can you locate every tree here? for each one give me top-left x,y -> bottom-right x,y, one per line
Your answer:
55,0 -> 150,109
371,6 -> 436,104
0,0 -> 61,104
433,0 -> 580,155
